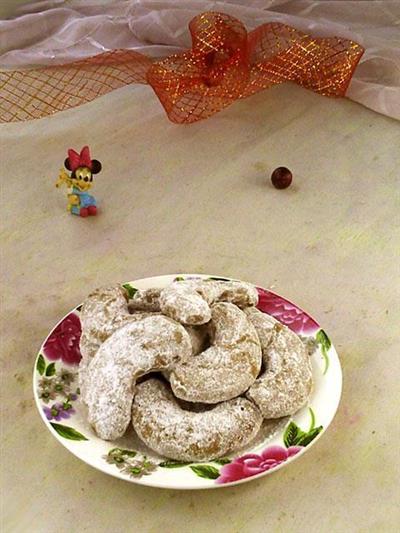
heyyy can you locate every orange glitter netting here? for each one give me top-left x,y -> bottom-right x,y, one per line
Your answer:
0,12 -> 364,124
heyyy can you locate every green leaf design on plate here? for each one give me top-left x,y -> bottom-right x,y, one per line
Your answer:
45,362 -> 56,376
284,408 -> 323,449
316,329 -> 331,351
283,421 -> 305,448
296,426 -> 323,447
108,448 -> 137,458
308,407 -> 316,432
316,329 -> 331,375
190,465 -> 220,480
36,354 -> 46,375
159,460 -> 191,468
128,466 -> 142,476
208,276 -> 231,281
50,423 -> 88,441
122,284 -> 137,299
174,276 -> 185,282
214,458 -> 231,465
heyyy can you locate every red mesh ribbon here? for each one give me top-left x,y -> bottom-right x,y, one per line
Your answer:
0,12 -> 364,124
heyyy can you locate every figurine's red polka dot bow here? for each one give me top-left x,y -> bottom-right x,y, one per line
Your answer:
67,146 -> 92,171
0,12 -> 364,123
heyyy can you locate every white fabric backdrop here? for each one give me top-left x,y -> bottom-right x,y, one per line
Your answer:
0,0 -> 399,119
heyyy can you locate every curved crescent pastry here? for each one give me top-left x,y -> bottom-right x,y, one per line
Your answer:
78,285 -> 153,399
85,316 -> 192,440
158,279 -> 259,325
132,378 -> 263,462
247,323 -> 313,418
169,302 -> 262,403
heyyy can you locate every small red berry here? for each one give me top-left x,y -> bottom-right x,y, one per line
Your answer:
271,167 -> 293,189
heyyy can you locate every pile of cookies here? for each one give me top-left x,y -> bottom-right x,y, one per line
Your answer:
79,279 -> 313,462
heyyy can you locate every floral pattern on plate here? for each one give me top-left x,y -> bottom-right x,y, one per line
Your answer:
42,312 -> 82,365
257,288 -> 331,374
36,322 -> 82,435
256,288 -> 319,335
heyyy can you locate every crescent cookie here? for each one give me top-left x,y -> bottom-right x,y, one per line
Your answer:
132,378 -> 263,462
186,279 -> 259,308
79,285 -> 131,343
159,279 -> 259,325
84,316 -> 192,440
246,323 -> 313,418
169,302 -> 262,403
79,285 -> 155,399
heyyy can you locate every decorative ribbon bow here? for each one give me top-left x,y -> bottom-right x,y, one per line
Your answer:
67,146 -> 92,171
0,12 -> 364,124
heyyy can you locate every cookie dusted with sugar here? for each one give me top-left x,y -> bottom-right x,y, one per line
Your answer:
159,282 -> 211,325
210,279 -> 259,307
132,378 -> 263,462
186,278 -> 259,308
84,316 -> 192,440
246,323 -> 313,418
159,279 -> 259,326
169,302 -> 262,403
78,285 -> 154,400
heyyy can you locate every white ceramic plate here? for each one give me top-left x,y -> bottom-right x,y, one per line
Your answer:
33,274 -> 342,489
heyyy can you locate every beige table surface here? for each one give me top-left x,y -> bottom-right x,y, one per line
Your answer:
1,82 -> 399,533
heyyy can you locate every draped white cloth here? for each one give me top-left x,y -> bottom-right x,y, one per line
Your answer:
1,0 -> 399,119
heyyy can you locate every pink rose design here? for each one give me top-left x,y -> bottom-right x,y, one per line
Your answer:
257,288 -> 319,335
43,312 -> 82,365
216,445 -> 302,484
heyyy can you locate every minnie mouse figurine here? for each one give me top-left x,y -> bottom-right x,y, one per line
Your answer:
56,146 -> 102,217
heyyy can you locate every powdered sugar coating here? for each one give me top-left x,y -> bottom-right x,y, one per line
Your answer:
243,307 -> 282,372
79,312 -> 153,402
184,279 -> 259,308
159,282 -> 211,325
185,325 -> 209,355
159,279 -> 259,326
212,280 -> 259,307
78,283 -> 155,400
161,324 -> 210,383
246,324 -> 313,418
128,288 -> 162,312
85,316 -> 192,440
80,285 -> 130,341
169,303 -> 262,403
132,378 -> 263,461
79,285 -> 131,399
